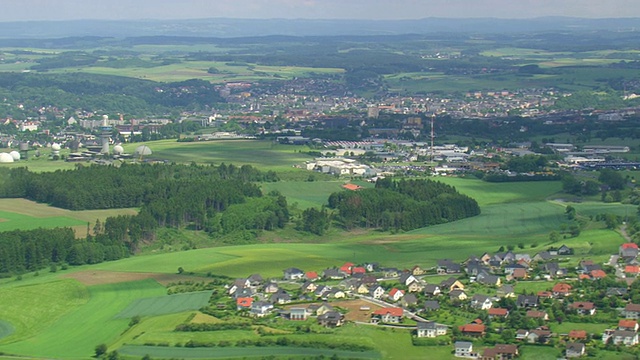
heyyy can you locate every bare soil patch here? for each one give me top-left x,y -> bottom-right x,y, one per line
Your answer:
331,299 -> 384,322
63,270 -> 211,286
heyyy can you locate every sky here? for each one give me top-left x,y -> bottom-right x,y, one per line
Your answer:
1,0 -> 640,22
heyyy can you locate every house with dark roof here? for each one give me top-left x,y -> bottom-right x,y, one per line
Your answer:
454,341 -> 475,358
622,303 -> 640,319
318,311 -> 344,327
424,300 -> 440,311
516,295 -> 538,308
437,259 -> 462,274
250,301 -> 274,317
481,344 -> 518,359
441,277 -> 465,292
283,267 -> 305,280
424,284 -> 441,297
497,285 -> 515,298
566,342 -> 586,358
476,271 -> 501,286
470,294 -> 493,310
270,290 -> 292,304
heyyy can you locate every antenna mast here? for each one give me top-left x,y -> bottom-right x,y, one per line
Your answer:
430,114 -> 435,163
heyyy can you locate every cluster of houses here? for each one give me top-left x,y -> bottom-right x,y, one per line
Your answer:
222,242 -> 640,359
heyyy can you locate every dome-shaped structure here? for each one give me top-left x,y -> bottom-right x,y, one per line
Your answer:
9,151 -> 20,161
0,153 -> 14,163
135,145 -> 152,156
113,145 -> 124,155
51,143 -> 61,151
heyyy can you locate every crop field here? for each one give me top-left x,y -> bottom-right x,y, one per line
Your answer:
116,291 -> 212,318
0,279 -> 166,358
260,181 -> 346,209
0,198 -> 137,237
75,60 -> 344,83
119,345 -> 382,359
122,139 -> 312,173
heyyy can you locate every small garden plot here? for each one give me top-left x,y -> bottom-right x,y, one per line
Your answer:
116,291 -> 211,318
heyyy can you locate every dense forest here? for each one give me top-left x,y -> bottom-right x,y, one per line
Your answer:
327,178 -> 480,231
0,163 -> 286,270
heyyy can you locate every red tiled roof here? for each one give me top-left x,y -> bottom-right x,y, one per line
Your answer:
342,184 -> 363,191
626,303 -> 640,312
619,319 -> 638,328
526,310 -> 547,318
578,274 -> 590,280
352,267 -> 366,274
568,330 -> 587,339
552,283 -> 572,293
590,270 -> 607,279
236,297 -> 253,307
622,243 -> 639,249
538,291 -> 553,298
458,324 -> 486,333
305,271 -> 318,279
389,288 -> 404,297
626,265 -> 640,274
373,307 -> 403,317
488,308 -> 509,316
571,301 -> 595,310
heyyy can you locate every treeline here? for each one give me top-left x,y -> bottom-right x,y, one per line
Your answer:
0,163 -> 285,258
483,174 -> 560,182
327,178 -> 480,231
0,227 -> 128,273
1,163 -> 277,210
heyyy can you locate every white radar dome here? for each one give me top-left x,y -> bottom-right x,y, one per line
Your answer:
51,143 -> 61,151
113,145 -> 124,155
9,151 -> 20,161
135,145 -> 152,156
0,153 -> 14,163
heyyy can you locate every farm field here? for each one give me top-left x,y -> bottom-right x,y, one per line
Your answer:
0,198 -> 137,237
122,139 -> 313,174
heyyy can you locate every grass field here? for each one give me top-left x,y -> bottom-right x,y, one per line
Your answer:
122,139 -> 313,173
116,291 -> 212,318
0,198 -> 138,237
119,345 -> 381,359
0,279 -> 166,358
73,60 -> 344,83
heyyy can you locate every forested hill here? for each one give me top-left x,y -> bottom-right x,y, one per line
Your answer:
0,163 -> 287,273
0,73 -> 225,117
328,178 -> 480,231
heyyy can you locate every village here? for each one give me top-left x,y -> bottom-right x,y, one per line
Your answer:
220,241 -> 640,359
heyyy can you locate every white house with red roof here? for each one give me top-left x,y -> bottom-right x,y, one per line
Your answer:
371,307 -> 404,323
388,288 -> 405,302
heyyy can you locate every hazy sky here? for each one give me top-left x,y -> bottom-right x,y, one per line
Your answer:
1,0 -> 640,22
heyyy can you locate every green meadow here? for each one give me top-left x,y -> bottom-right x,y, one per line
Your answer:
123,139 -> 313,174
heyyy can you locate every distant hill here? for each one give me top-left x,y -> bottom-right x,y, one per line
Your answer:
1,17 -> 640,39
